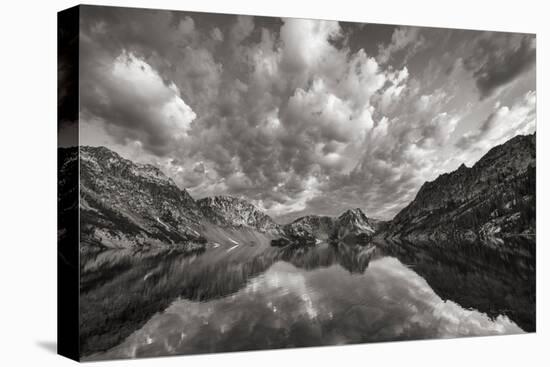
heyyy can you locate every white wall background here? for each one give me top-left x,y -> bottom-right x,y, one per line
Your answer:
0,0 -> 547,365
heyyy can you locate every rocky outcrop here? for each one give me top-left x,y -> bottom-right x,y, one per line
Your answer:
197,195 -> 281,234
283,215 -> 337,240
333,208 -> 381,244
272,208 -> 382,247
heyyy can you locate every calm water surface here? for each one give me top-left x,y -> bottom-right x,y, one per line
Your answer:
81,238 -> 535,360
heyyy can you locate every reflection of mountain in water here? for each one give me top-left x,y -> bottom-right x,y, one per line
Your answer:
378,238 -> 535,332
80,237 -> 534,359
79,242 -> 379,356
85,242 -> 526,361
278,242 -> 380,274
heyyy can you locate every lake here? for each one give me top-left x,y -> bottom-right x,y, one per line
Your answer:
80,237 -> 535,360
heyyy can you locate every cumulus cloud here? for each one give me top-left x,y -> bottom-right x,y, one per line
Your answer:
230,15 -> 255,44
78,6 -> 536,221
178,16 -> 195,35
456,91 -> 536,155
211,27 -> 224,42
81,51 -> 196,155
280,18 -> 342,74
338,49 -> 387,108
377,27 -> 426,65
286,78 -> 373,143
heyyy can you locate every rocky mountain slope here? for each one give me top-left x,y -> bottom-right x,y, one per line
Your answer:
79,146 -> 206,250
385,133 -> 536,241
197,195 -> 280,234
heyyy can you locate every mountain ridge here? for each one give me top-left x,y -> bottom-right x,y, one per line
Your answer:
76,146 -> 381,251
384,133 -> 535,241
70,132 -> 535,251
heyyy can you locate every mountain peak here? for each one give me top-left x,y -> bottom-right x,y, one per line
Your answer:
339,208 -> 367,220
336,207 -> 376,235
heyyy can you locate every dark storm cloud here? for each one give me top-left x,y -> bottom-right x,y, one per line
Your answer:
463,33 -> 535,99
79,6 -> 536,221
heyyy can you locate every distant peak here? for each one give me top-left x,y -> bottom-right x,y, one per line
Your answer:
339,207 -> 367,218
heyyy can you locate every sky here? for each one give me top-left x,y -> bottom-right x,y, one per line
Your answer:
67,5 -> 536,222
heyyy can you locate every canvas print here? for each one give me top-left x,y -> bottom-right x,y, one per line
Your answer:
58,5 -> 536,361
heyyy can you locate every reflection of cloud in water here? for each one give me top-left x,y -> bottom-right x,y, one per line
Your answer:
364,258 -> 522,338
247,263 -> 319,319
94,257 -> 522,360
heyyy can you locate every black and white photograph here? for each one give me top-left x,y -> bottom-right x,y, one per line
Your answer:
57,3 -> 536,363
